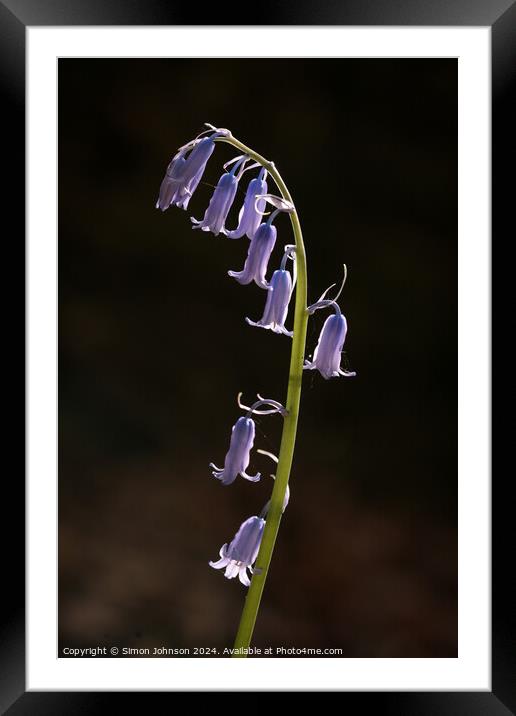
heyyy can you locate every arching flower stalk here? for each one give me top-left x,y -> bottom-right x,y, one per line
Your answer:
156,124 -> 356,657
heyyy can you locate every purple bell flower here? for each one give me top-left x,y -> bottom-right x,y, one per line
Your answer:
210,416 -> 260,485
228,221 -> 277,289
226,168 -> 268,240
209,515 -> 265,587
191,156 -> 248,236
304,304 -> 356,380
155,151 -> 188,212
247,269 -> 293,335
155,135 -> 216,212
246,246 -> 295,335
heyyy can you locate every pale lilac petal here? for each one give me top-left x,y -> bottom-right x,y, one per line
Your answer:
240,470 -> 261,482
238,568 -> 251,587
338,369 -> 357,377
224,562 -> 240,579
209,556 -> 229,570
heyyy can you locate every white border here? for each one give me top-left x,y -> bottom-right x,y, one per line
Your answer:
27,27 -> 490,691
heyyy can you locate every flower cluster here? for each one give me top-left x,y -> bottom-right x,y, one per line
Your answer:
157,124 -> 356,587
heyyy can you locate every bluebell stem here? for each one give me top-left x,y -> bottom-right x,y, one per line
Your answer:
226,168 -> 268,240
209,516 -> 265,587
156,131 -> 222,212
210,397 -> 287,486
191,156 -> 248,236
246,245 -> 296,336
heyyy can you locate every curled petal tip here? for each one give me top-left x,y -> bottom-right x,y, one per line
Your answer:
256,194 -> 295,213
238,570 -> 251,587
242,471 -> 261,483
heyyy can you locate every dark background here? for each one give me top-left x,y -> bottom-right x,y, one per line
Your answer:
58,58 -> 457,657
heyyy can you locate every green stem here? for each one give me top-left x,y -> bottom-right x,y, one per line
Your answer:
215,135 -> 308,656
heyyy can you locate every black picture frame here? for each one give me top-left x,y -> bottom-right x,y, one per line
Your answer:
3,0 -> 512,710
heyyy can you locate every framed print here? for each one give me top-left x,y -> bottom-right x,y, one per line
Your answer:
2,0 -> 513,710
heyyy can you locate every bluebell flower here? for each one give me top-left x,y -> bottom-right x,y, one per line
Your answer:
304,303 -> 356,380
210,397 -> 287,486
155,135 -> 217,212
246,246 -> 295,335
228,221 -> 277,289
191,156 -> 248,236
226,168 -> 268,240
209,515 -> 265,587
210,416 -> 260,485
228,199 -> 295,288
155,150 -> 188,212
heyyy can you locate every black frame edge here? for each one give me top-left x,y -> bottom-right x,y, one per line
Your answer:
0,1 -> 25,714
3,0 -> 513,711
492,2 -> 516,714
